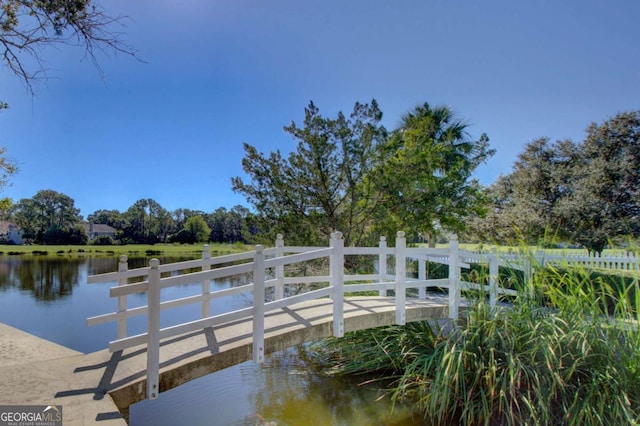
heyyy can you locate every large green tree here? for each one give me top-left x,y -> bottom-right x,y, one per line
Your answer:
87,208 -> 125,229
171,208 -> 206,231
471,111 -> 640,252
12,189 -> 82,243
473,137 -> 580,245
374,103 -> 494,245
232,100 -> 387,246
183,215 -> 211,243
121,199 -> 173,244
559,111 -> 640,252
207,205 -> 251,243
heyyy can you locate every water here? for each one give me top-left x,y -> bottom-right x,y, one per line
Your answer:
0,255 -> 426,425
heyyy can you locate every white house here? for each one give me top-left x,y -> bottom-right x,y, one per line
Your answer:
81,222 -> 117,241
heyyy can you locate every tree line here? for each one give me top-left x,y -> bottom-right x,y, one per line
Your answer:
233,102 -> 639,253
1,192 -> 255,245
2,103 -> 638,252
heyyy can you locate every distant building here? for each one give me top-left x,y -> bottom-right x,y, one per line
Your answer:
0,221 -> 24,244
81,222 -> 117,241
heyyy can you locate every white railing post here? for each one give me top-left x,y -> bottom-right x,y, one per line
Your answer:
448,235 -> 460,319
330,232 -> 344,337
147,258 -> 161,400
418,257 -> 426,299
395,231 -> 406,325
489,248 -> 498,308
524,252 -> 533,298
252,245 -> 265,363
117,255 -> 128,340
275,234 -> 285,300
201,245 -> 211,319
537,250 -> 545,269
378,236 -> 387,297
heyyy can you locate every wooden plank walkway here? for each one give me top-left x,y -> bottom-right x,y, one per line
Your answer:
0,296 -> 448,424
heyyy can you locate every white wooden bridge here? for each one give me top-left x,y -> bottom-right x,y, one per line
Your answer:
2,236 -> 634,424
83,231 -> 519,420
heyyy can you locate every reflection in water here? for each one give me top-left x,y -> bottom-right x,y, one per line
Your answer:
0,257 -> 79,301
249,347 -> 424,426
0,256 -> 119,301
132,346 -> 426,426
89,257 -> 119,275
0,255 -> 242,302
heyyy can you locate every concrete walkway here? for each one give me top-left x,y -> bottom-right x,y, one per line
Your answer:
0,322 -> 127,425
0,296 -> 448,425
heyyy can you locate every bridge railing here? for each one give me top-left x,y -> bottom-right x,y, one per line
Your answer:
86,231 -> 511,400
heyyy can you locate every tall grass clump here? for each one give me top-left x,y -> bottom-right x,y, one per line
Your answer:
314,261 -> 640,425
311,320 -> 444,382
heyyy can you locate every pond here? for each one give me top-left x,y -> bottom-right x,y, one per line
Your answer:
0,255 -> 427,425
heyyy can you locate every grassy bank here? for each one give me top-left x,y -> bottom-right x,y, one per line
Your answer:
0,242 -> 252,257
312,265 -> 640,425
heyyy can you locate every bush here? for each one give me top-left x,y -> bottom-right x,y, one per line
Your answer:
92,235 -> 115,245
41,225 -> 88,245
169,229 -> 197,244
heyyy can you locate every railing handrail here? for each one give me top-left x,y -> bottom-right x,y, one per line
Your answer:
90,233 -> 640,401
87,249 -> 257,284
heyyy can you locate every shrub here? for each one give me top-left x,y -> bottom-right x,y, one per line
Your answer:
41,225 -> 88,245
169,229 -> 197,244
93,235 -> 115,246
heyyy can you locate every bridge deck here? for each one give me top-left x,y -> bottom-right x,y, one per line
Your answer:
0,295 -> 448,424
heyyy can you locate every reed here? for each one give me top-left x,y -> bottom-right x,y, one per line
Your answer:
313,261 -> 640,425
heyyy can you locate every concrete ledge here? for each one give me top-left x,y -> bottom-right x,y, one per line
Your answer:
0,323 -> 127,425
0,323 -> 82,368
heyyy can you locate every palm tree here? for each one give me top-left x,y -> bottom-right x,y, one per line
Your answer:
375,103 -> 494,246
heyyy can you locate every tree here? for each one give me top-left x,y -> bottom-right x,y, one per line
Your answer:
32,189 -> 81,229
12,197 -> 39,241
0,196 -> 12,219
183,215 -> 211,243
0,2 -> 135,202
0,0 -> 135,203
472,138 -> 580,245
121,198 -> 173,244
42,223 -> 87,245
559,111 -> 640,252
471,111 -> 640,253
207,206 -> 254,243
0,0 -> 136,100
374,103 -> 494,245
232,100 -> 387,246
0,147 -> 17,191
171,208 -> 206,231
12,189 -> 82,243
87,209 -> 124,229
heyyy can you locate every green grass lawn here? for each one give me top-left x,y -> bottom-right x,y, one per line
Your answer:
0,242 -> 253,257
4,241 -> 636,258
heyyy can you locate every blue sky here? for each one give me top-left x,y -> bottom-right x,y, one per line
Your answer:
1,0 -> 638,218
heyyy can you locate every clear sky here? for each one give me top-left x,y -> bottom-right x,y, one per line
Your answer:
1,0 -> 638,219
